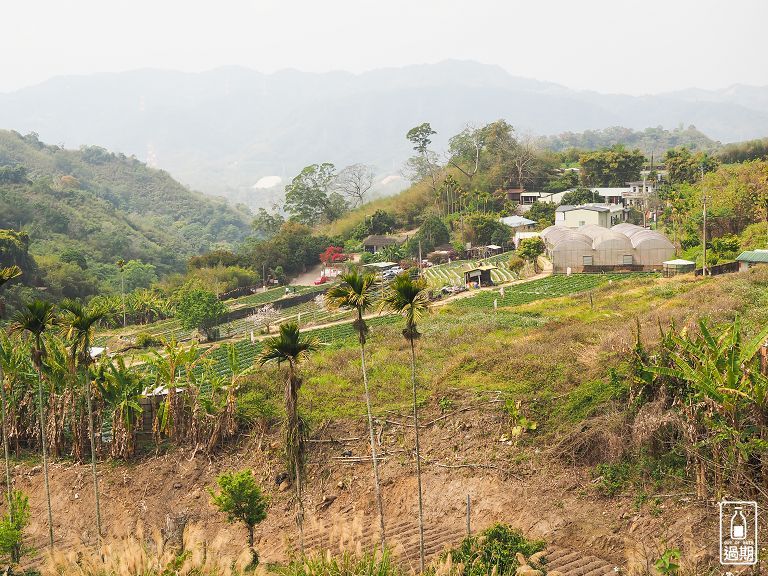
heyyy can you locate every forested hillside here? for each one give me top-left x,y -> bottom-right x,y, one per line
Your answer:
0,130 -> 251,299
3,62 -> 768,207
542,125 -> 719,155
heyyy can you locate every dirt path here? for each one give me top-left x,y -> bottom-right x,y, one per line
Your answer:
290,263 -> 326,286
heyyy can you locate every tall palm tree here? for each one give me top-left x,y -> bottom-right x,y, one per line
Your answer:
10,300 -> 57,548
382,273 -> 430,572
259,322 -> 318,554
326,270 -> 386,548
0,265 -> 22,550
59,299 -> 106,538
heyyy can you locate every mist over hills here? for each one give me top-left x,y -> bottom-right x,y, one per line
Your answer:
2,60 -> 767,208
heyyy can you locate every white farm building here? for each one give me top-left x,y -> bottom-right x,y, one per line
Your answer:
541,223 -> 675,273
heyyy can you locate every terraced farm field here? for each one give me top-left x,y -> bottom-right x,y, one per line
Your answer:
199,314 -> 402,379
423,252 -> 519,287
452,273 -> 654,310
95,285 -> 332,347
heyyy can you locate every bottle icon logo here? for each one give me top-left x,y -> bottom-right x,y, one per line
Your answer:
730,507 -> 746,540
720,500 -> 758,565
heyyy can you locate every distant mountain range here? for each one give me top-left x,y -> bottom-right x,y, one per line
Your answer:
2,60 -> 767,208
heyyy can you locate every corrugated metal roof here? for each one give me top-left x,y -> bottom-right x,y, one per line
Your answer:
736,250 -> 768,263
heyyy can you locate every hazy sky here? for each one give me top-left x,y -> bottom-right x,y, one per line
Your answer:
2,0 -> 766,94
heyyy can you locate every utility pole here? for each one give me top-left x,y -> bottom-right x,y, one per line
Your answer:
418,240 -> 422,278
262,262 -> 266,292
702,194 -> 708,276
116,259 -> 126,328
700,164 -> 708,277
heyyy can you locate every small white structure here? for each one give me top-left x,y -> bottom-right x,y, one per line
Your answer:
555,204 -> 625,228
514,231 -> 541,248
499,215 -> 536,232
663,259 -> 696,277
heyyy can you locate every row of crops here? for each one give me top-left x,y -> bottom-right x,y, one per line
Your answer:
198,314 -> 402,379
423,252 -> 519,287
451,273 -> 653,309
95,285 -> 332,346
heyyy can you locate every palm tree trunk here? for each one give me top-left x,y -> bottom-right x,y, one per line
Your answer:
286,363 -> 304,555
360,340 -> 386,549
36,367 -> 54,548
409,338 -> 425,572
0,364 -> 18,562
83,371 -> 102,538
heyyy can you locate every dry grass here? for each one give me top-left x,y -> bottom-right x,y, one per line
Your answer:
42,523 -> 262,576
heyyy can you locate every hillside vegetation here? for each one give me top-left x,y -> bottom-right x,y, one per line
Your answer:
3,62 -> 768,206
0,130 -> 251,300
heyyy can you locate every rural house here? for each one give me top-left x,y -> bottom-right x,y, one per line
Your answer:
555,204 -> 625,228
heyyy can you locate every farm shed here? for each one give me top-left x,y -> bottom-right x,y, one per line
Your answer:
362,235 -> 399,254
541,223 -> 674,273
736,249 -> 768,271
464,265 -> 496,288
499,215 -> 536,232
663,259 -> 696,276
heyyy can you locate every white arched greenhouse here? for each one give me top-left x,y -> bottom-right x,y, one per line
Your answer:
541,223 -> 675,273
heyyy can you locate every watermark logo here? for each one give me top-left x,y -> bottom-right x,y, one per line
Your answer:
720,500 -> 758,566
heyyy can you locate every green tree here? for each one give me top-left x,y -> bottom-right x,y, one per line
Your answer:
416,215 -> 450,254
325,271 -> 386,548
10,300 -> 57,548
251,208 -> 285,239
382,274 -> 430,571
560,187 -> 605,205
59,249 -> 87,270
526,201 -> 556,227
579,146 -> 645,186
0,490 -> 30,564
118,260 -> 158,292
59,299 -> 106,537
464,214 -> 511,246
209,469 -> 269,551
447,125 -> 487,188
284,163 -> 337,225
406,123 -> 440,208
664,148 -> 719,185
258,323 -> 319,553
176,289 -> 227,341
517,237 -> 545,272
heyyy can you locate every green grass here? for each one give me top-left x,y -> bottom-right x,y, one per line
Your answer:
452,273 -> 653,310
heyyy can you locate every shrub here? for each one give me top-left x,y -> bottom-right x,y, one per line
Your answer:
135,332 -> 161,348
507,254 -> 524,273
593,462 -> 632,496
437,524 -> 545,576
208,469 -> 268,552
281,550 -> 403,576
0,490 -> 30,564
